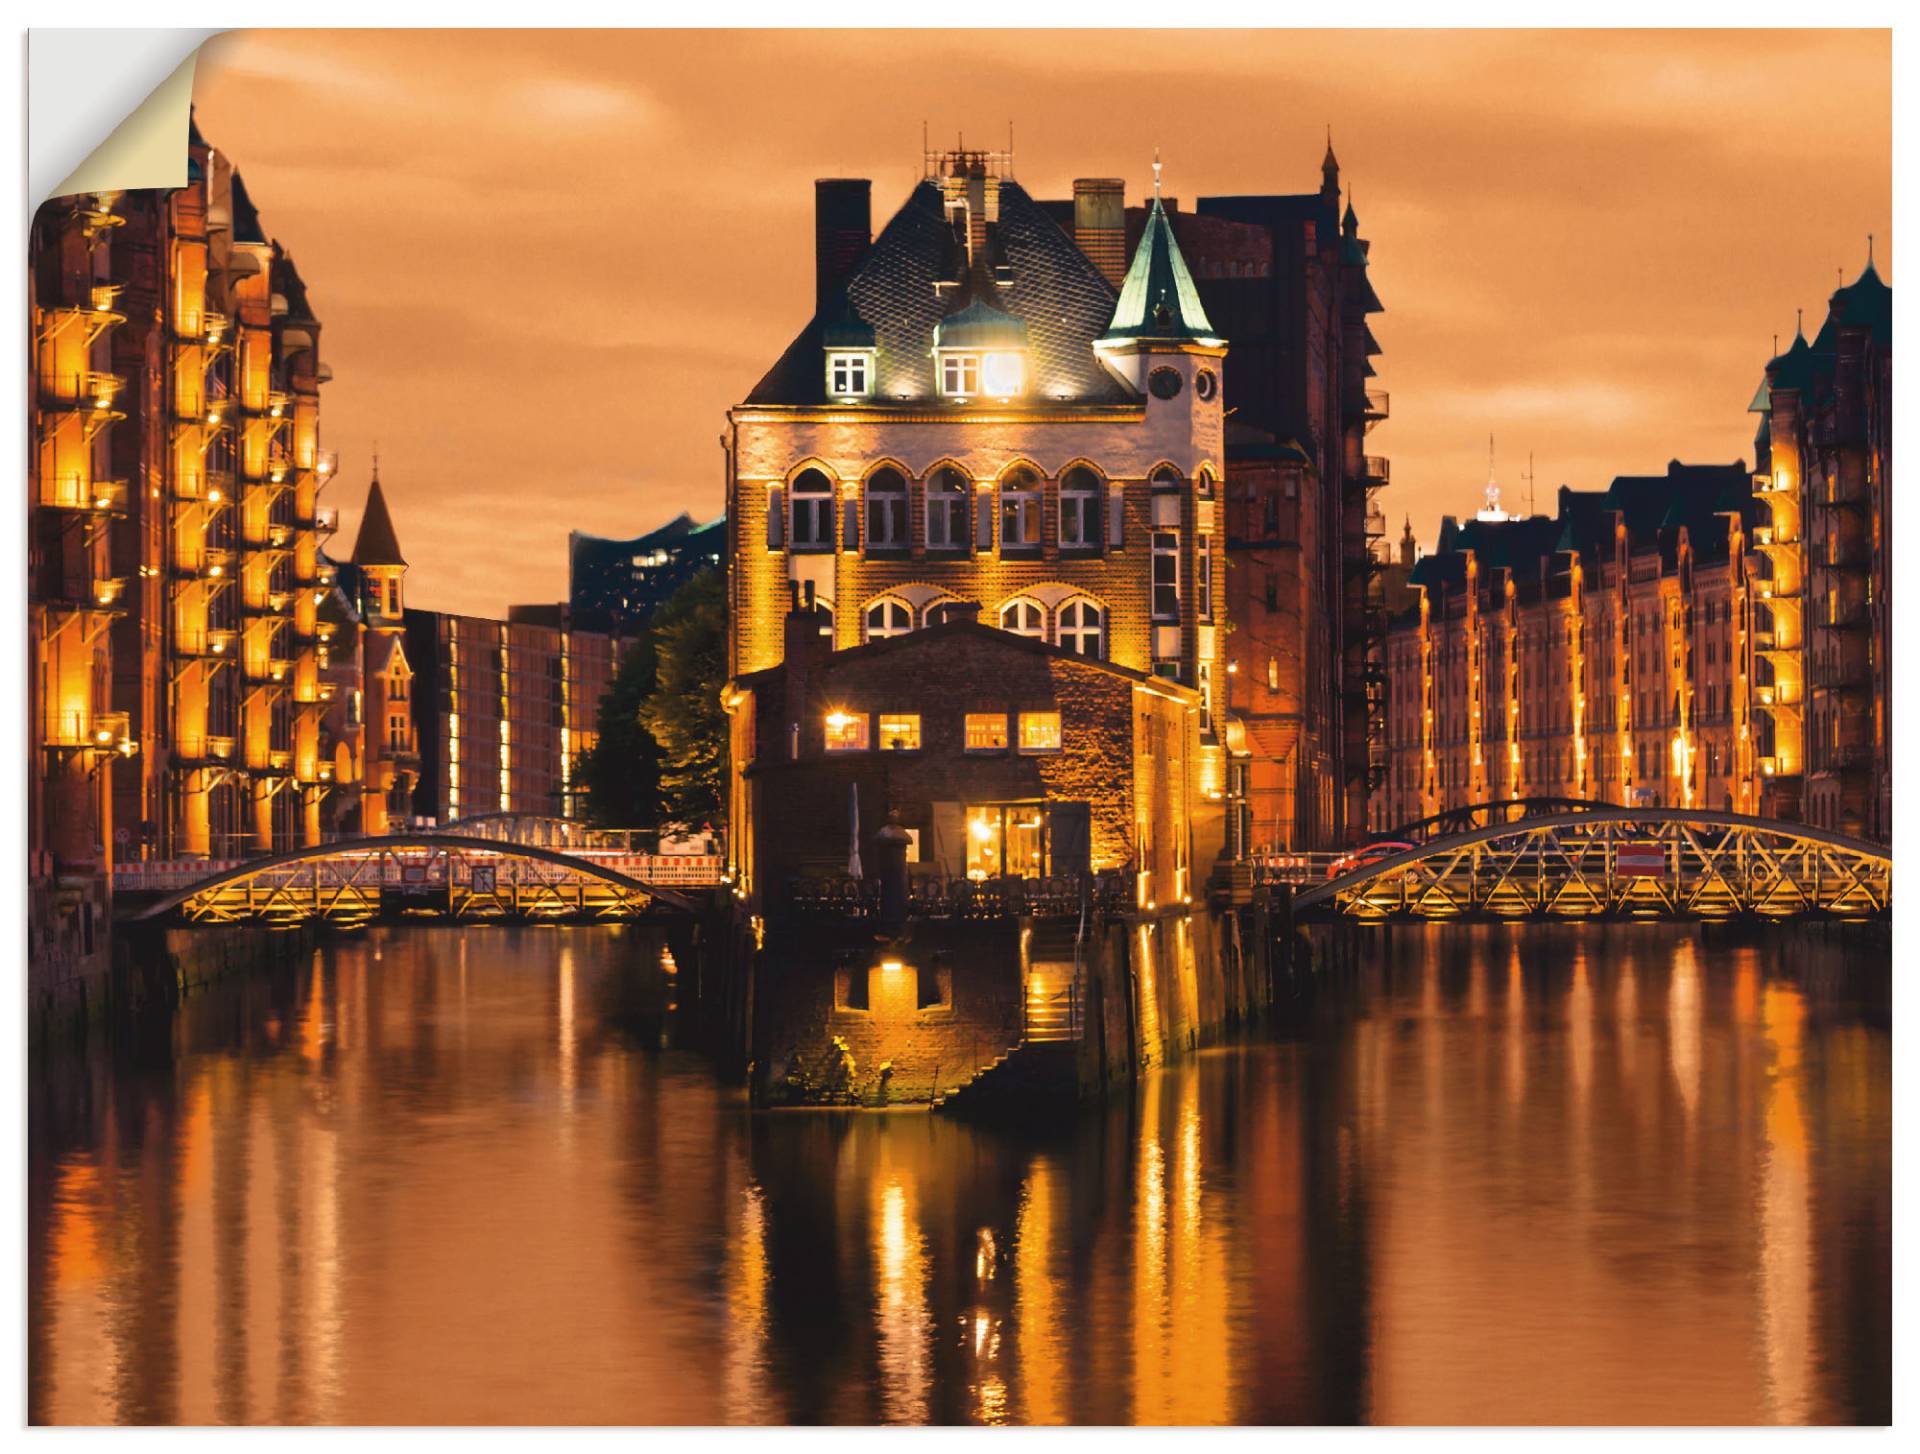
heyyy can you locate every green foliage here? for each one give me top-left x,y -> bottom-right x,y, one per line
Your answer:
639,567 -> 729,826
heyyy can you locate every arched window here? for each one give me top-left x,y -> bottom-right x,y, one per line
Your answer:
925,465 -> 969,552
864,597 -> 913,641
790,468 -> 834,552
999,465 -> 1041,549
1150,464 -> 1184,492
1057,598 -> 1106,657
999,598 -> 1046,639
1196,465 -> 1216,498
865,468 -> 906,551
1059,466 -> 1102,550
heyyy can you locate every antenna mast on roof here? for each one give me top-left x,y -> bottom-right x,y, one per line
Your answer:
1523,451 -> 1535,518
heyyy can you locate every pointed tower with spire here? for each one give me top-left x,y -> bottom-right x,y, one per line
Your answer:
351,461 -> 409,631
1095,155 -> 1224,394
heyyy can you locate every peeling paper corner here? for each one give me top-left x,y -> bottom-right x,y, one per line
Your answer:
30,29 -> 225,204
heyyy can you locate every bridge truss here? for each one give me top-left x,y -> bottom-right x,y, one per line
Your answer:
130,834 -> 702,927
1293,809 -> 1891,923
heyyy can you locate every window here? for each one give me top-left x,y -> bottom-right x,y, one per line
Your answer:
864,598 -> 912,640
877,714 -> 921,751
1018,711 -> 1062,753
1267,656 -> 1279,691
828,352 -> 870,397
1198,534 -> 1213,621
1059,466 -> 1101,550
865,468 -> 906,550
790,468 -> 834,551
940,353 -> 979,397
1000,598 -> 1046,639
965,713 -> 1009,751
1150,464 -> 1183,492
1197,465 -> 1215,498
926,465 -> 968,551
388,714 -> 409,752
824,710 -> 868,752
1000,466 -> 1041,549
1057,598 -> 1105,657
1152,531 -> 1180,619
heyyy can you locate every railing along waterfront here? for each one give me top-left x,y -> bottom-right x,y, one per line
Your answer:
785,872 -> 1132,920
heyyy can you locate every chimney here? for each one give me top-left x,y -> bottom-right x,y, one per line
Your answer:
815,179 -> 872,308
1073,178 -> 1127,287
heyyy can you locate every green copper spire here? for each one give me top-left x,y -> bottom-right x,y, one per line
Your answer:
1100,192 -> 1218,346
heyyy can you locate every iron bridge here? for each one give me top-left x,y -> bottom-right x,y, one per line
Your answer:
1292,809 -> 1890,923
122,833 -> 712,927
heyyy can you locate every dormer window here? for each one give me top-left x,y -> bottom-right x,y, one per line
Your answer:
828,351 -> 871,399
941,353 -> 980,398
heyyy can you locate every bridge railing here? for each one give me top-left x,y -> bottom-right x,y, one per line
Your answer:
786,872 -> 1131,921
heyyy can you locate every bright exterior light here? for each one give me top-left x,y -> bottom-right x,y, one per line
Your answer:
980,351 -> 1024,398
825,710 -> 853,730
879,960 -> 905,975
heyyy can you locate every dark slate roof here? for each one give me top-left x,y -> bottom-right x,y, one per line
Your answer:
733,616 -> 1189,691
1604,461 -> 1748,540
745,179 -> 1130,406
1814,256 -> 1891,350
1100,195 -> 1217,344
350,478 -> 407,567
1554,487 -> 1614,556
1451,514 -> 1565,571
229,171 -> 266,245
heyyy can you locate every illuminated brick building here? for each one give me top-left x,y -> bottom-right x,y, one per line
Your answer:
1749,253 -> 1892,840
1375,258 -> 1890,842
1376,460 -> 1794,832
30,119 -> 344,998
726,148 -> 1233,880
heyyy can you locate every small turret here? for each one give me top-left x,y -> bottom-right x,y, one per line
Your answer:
351,464 -> 408,627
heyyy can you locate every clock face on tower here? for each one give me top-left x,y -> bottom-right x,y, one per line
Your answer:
1194,369 -> 1218,402
1148,367 -> 1184,400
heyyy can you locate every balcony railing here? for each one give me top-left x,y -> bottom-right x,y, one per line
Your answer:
40,370 -> 123,412
1358,455 -> 1390,485
38,474 -> 129,514
40,710 -> 128,750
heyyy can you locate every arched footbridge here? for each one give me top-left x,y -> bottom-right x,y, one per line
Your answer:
1294,809 -> 1890,923
118,833 -> 714,927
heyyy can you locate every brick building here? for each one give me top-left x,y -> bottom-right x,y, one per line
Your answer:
727,603 -> 1218,1103
1748,253 -> 1891,839
727,147 -> 1235,886
1377,462 -> 1767,831
1374,258 -> 1890,843
727,602 -> 1197,904
405,596 -> 628,828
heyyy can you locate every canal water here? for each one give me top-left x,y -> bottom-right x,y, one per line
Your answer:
29,922 -> 1889,1425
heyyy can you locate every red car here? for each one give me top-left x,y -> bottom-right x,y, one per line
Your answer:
1327,840 -> 1418,880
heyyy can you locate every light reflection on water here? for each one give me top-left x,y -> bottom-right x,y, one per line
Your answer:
28,922 -> 1889,1425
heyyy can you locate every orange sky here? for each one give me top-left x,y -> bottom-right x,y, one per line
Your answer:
191,28 -> 1890,620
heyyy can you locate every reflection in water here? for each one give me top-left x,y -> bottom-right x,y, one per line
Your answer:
29,922 -> 1889,1425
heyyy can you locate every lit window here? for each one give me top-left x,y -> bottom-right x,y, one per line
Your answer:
965,713 -> 1008,751
790,468 -> 834,551
828,352 -> 870,397
865,468 -> 907,550
980,351 -> 1025,398
926,465 -> 969,551
824,710 -> 868,752
1152,531 -> 1180,619
1057,598 -> 1105,657
1198,533 -> 1213,621
941,353 -> 980,397
1060,466 -> 1102,550
864,598 -> 912,640
878,714 -> 921,751
1000,599 -> 1046,639
1018,711 -> 1062,753
1000,466 -> 1041,548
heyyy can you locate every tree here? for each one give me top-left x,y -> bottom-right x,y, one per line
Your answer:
575,633 -> 661,827
639,567 -> 728,826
